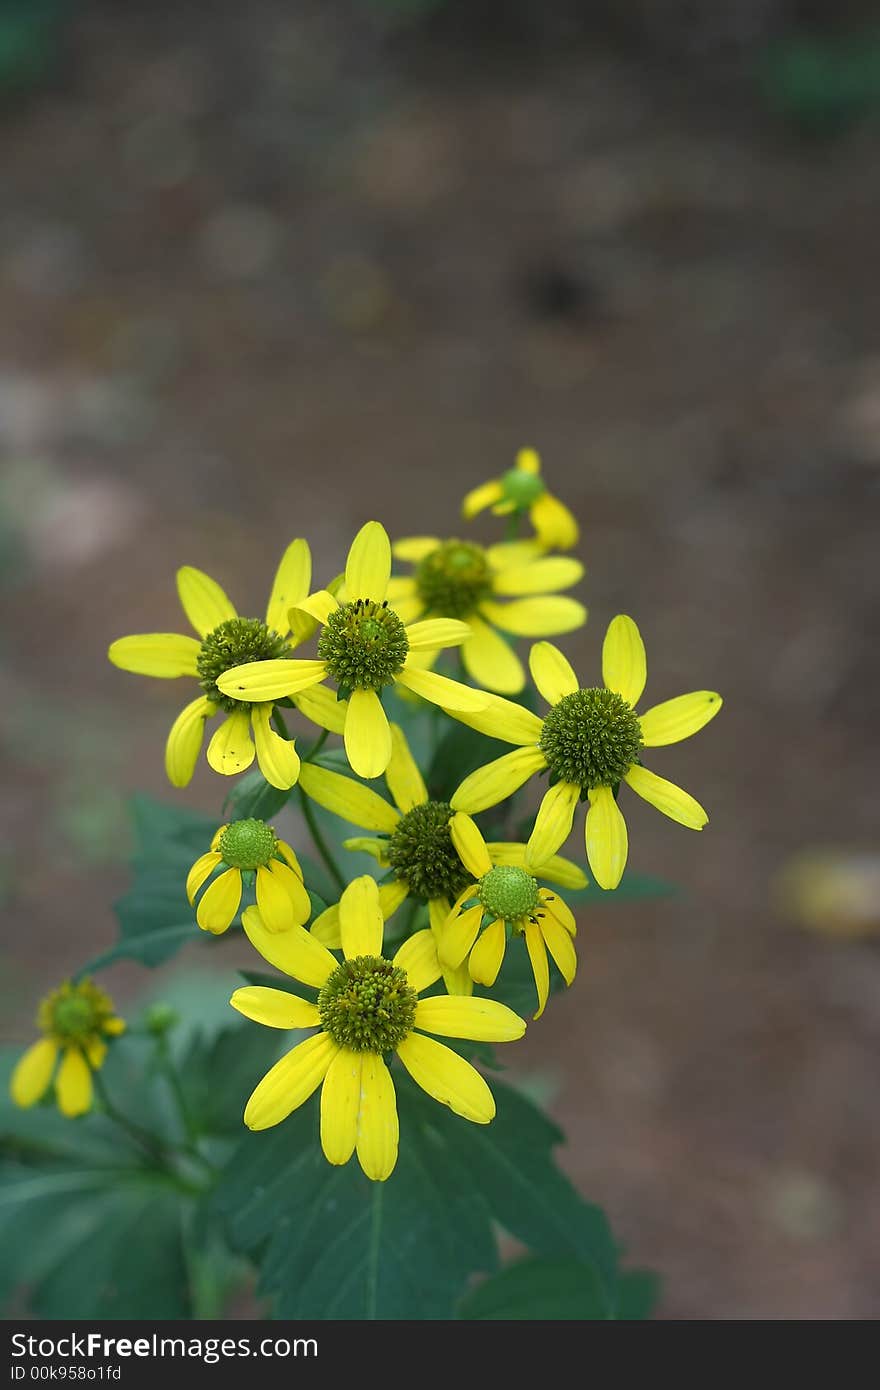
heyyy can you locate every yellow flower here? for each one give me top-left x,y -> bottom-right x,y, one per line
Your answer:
232,875 -> 526,1181
108,539 -> 343,789
187,818 -> 311,935
215,522 -> 489,780
442,813 -> 582,1019
386,532 -> 586,695
462,447 -> 579,551
10,980 -> 125,1119
450,616 -> 723,890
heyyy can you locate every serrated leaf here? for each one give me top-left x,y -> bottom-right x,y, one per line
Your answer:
459,1256 -> 609,1319
179,1025 -> 287,1138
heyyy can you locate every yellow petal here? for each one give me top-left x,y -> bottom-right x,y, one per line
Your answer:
298,763 -> 400,833
395,665 -> 489,712
396,1034 -> 495,1123
85,1038 -> 107,1070
211,824 -> 228,851
602,614 -> 646,707
379,878 -> 409,920
216,659 -> 327,703
441,903 -> 484,968
487,842 -> 587,890
624,764 -> 708,829
268,858 -> 312,924
293,682 -> 348,735
196,866 -> 242,934
206,710 -> 255,777
251,704 -> 301,790
638,691 -> 723,747
393,928 -> 442,994
344,688 -> 392,780
539,888 -> 577,935
108,633 -> 200,678
492,556 -> 584,597
176,566 -> 237,637
345,520 -> 391,603
186,850 -> 222,905
341,836 -> 387,862
444,692 -> 545,746
468,919 -> 507,986
356,1053 -> 398,1181
414,995 -> 525,1042
244,1032 -> 337,1130
462,478 -> 504,518
450,812 -> 492,878
165,695 -> 215,787
528,641 -> 579,706
461,618 -> 525,695
276,839 -> 303,875
103,1017 -> 126,1037
526,781 -> 581,869
386,723 -> 428,813
392,536 -> 440,562
242,905 -> 336,987
524,920 -> 550,1019
529,490 -> 579,549
482,596 -> 587,638
585,786 -> 628,890
452,746 -> 547,814
540,913 -> 577,986
56,1047 -> 92,1117
486,539 -> 544,570
386,576 -> 417,600
389,594 -> 426,626
10,1038 -> 57,1108
320,1048 -> 361,1166
230,986 -> 320,1029
339,875 -> 384,959
255,864 -> 296,933
291,589 -> 338,626
265,538 -> 312,634
516,447 -> 542,475
404,618 -> 472,651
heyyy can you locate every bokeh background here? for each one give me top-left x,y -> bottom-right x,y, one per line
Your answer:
2,0 -> 879,1319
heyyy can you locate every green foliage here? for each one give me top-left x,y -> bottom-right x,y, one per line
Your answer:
223,768 -> 291,822
760,29 -> 880,137
459,1256 -> 660,1320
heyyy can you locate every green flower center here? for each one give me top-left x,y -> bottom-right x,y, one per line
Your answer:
501,467 -> 545,507
414,541 -> 493,619
218,818 -> 276,870
197,618 -> 290,712
318,956 -> 417,1053
539,687 -> 643,789
40,980 -> 114,1044
478,864 -> 541,921
387,800 -> 472,901
317,599 -> 409,692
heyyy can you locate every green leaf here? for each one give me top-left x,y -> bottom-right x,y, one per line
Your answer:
223,769 -> 291,821
616,1268 -> 662,1319
178,1025 -> 285,1138
426,721 -> 514,803
459,1256 -> 609,1319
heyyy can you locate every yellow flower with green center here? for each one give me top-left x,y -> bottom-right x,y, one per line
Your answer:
449,615 -> 723,890
296,723 -> 585,996
461,447 -> 579,551
441,813 -> 579,1019
214,522 -> 489,780
108,539 -> 346,790
186,818 -> 311,935
10,980 -> 125,1118
232,875 -> 526,1181
385,532 -> 586,695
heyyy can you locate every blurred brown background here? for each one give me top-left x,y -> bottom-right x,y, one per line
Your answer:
1,0 -> 879,1319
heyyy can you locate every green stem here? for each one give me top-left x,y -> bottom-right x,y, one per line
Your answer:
298,782 -> 346,893
156,1037 -> 198,1146
271,707 -> 291,740
92,1071 -> 171,1167
366,1181 -> 383,1320
504,511 -> 523,541
302,727 -> 329,763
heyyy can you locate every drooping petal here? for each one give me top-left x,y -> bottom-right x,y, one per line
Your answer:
486,539 -> 544,570
344,688 -> 392,780
526,781 -> 581,869
108,633 -> 200,678
624,764 -> 708,829
291,589 -> 338,626
414,995 -> 525,1042
293,682 -> 348,735
482,597 -> 587,637
491,556 -> 584,597
196,867 -> 242,934
396,1034 -> 495,1123
339,875 -> 384,959
55,1047 -> 92,1117
206,710 -> 255,777
313,881 -> 398,951
524,920 -> 550,1019
298,763 -> 400,834
356,1053 -> 399,1181
251,704 -> 300,790
255,864 -> 296,933
216,659 -> 327,703
444,693 -> 545,746
165,695 -> 215,787
176,566 -> 237,637
230,986 -> 320,1029
268,858 -> 312,924
320,1049 -> 361,1166
244,1033 -> 337,1130
602,615 -> 646,707
528,641 -> 579,707
395,665 -> 489,712
487,842 -> 587,890
242,906 -> 336,987
265,538 -> 311,635
467,918 -> 507,986
585,786 -> 628,890
451,746 -> 547,814
211,825 -> 228,851
449,812 -> 492,878
341,835 -> 386,862
516,447 -> 542,475
461,478 -> 504,518
186,851 -> 222,905
540,914 -> 577,986
386,723 -> 428,813
529,490 -> 579,550
379,879 -> 409,920
461,618 -> 525,695
539,889 -> 577,935
440,903 -> 485,968
10,1038 -> 57,1108
638,691 -> 723,747
391,536 -> 440,562
404,618 -> 471,651
85,1038 -> 107,1070
393,929 -> 442,994
345,521 -> 391,603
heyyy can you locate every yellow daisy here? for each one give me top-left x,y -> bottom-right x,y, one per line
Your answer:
10,980 -> 126,1119
450,615 -> 723,890
108,539 -> 344,790
214,521 -> 489,780
186,817 -> 312,935
462,447 -> 579,551
386,531 -> 586,695
232,875 -> 526,1181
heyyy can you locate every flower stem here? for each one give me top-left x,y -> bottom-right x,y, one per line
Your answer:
298,782 -> 346,893
302,727 -> 329,763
